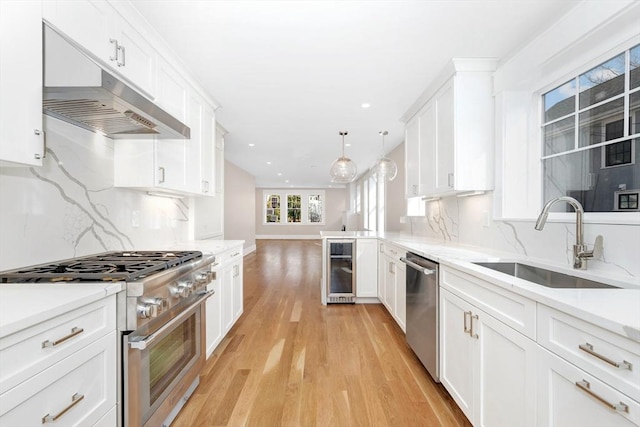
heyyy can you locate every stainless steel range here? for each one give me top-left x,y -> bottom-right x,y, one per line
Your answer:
0,250 -> 215,427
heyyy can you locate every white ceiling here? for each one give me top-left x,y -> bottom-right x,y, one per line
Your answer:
130,0 -> 581,188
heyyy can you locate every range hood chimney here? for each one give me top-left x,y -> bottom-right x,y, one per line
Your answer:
43,25 -> 190,139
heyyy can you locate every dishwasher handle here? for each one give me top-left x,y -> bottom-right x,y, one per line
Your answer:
400,257 -> 436,275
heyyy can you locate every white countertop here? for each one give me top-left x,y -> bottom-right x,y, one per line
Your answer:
321,230 -> 640,341
0,282 -> 124,338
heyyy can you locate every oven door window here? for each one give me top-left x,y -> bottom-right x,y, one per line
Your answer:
149,314 -> 197,404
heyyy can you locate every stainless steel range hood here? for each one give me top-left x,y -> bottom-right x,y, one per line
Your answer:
43,25 -> 190,139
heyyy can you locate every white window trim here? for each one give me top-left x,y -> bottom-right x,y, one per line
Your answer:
262,190 -> 326,225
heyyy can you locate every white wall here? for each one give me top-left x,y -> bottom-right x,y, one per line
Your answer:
255,187 -> 347,238
0,117 -> 190,270
224,160 -> 256,253
385,142 -> 406,231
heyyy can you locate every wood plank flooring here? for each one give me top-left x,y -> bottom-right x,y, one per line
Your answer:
174,239 -> 471,427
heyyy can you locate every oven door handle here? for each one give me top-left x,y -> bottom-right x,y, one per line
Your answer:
128,290 -> 214,351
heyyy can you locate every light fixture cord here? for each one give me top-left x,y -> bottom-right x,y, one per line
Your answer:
379,130 -> 388,156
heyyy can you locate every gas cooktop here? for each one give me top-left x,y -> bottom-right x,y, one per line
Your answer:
0,250 -> 203,283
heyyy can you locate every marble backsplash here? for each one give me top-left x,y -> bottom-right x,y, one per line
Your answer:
0,118 -> 190,271
401,193 -> 640,280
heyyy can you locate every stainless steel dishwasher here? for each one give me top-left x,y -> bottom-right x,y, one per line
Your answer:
401,252 -> 439,382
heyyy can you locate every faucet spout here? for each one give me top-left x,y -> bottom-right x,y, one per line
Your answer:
534,196 -> 600,269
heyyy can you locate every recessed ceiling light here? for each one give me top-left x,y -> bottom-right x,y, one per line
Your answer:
361,103 -> 371,109
277,172 -> 282,176
266,161 -> 271,165
345,143 -> 351,147
285,180 -> 289,183
248,143 -> 255,147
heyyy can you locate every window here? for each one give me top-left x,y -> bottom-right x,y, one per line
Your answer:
263,190 -> 325,224
541,44 -> 640,213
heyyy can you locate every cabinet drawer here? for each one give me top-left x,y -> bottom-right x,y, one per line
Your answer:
537,346 -> 640,427
538,304 -> 640,402
441,266 -> 536,339
0,331 -> 117,426
0,295 -> 116,393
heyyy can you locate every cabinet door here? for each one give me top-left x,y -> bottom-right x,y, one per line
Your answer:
112,18 -> 156,97
417,102 -> 436,196
384,256 -> 396,314
356,239 -> 378,297
206,275 -> 222,358
156,58 -> 187,122
435,80 -> 455,193
222,263 -> 234,333
200,105 -> 216,195
377,243 -> 386,304
155,139 -> 187,191
42,0 -> 113,66
440,288 -> 474,422
476,308 -> 537,427
0,0 -> 44,166
537,347 -> 640,427
214,125 -> 225,195
394,260 -> 406,332
232,258 -> 243,321
404,116 -> 420,197
185,92 -> 204,194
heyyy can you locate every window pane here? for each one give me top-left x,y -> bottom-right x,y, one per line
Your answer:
631,91 -> 640,135
543,80 -> 575,122
287,195 -> 301,223
631,44 -> 640,89
579,53 -> 625,109
543,116 -> 575,156
578,97 -> 624,147
543,139 -> 639,212
266,195 -> 280,223
308,194 -> 323,223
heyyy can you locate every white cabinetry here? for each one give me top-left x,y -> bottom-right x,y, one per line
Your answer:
355,239 -> 378,298
0,0 -> 45,166
206,259 -> 223,358
403,59 -> 497,198
536,304 -> 640,426
439,266 -> 537,426
378,242 -> 407,332
0,296 -> 117,426
186,91 -> 217,195
43,0 -> 156,98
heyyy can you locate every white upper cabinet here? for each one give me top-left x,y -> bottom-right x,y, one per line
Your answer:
403,58 -> 497,198
43,0 -> 156,98
0,0 -> 45,166
185,91 -> 216,196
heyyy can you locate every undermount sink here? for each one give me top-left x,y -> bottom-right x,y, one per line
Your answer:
472,262 -> 619,289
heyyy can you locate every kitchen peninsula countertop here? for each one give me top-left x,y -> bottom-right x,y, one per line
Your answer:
0,282 -> 124,338
320,231 -> 640,341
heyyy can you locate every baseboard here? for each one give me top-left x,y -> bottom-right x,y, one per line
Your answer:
256,235 -> 321,240
243,244 -> 257,256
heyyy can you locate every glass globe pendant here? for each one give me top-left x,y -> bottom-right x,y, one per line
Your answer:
372,130 -> 397,182
329,131 -> 358,183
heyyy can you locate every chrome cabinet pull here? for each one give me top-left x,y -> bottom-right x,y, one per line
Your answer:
42,393 -> 85,423
34,129 -> 46,160
575,380 -> 629,412
117,44 -> 126,67
470,314 -> 479,339
158,167 -> 165,184
463,311 -> 471,334
447,173 -> 454,188
109,38 -> 118,62
42,326 -> 84,348
579,343 -> 633,370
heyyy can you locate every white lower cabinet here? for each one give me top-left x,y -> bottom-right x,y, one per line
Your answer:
537,346 -> 640,427
377,242 -> 406,332
0,331 -> 116,426
355,239 -> 378,298
440,279 -> 537,426
206,245 -> 243,358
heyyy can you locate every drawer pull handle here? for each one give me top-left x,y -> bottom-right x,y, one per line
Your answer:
42,326 -> 84,348
579,343 -> 633,370
463,311 -> 472,335
42,393 -> 85,423
470,314 -> 479,339
575,380 -> 629,413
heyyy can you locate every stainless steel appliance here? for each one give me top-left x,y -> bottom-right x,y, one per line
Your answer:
43,25 -> 190,139
0,250 -> 215,427
400,252 -> 439,381
326,239 -> 356,303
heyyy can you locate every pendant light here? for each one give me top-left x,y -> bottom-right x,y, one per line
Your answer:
329,131 -> 358,183
372,130 -> 397,182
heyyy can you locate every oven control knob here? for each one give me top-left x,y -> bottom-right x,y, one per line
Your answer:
137,303 -> 159,319
195,272 -> 210,284
173,280 -> 194,298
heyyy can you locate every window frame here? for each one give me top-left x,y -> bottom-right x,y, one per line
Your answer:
262,190 -> 326,225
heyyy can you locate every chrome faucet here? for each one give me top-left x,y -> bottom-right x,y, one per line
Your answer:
535,196 -> 603,269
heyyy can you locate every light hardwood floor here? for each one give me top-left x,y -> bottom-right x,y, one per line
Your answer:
174,239 -> 471,427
